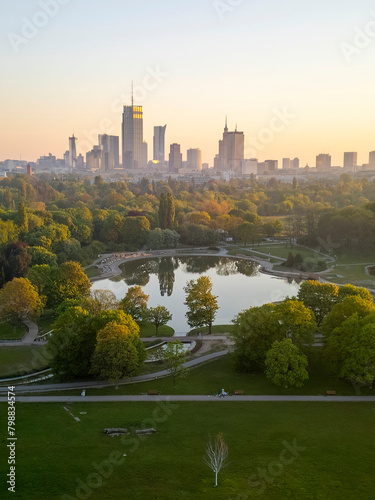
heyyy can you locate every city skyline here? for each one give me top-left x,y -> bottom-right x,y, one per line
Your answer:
2,1 -> 375,166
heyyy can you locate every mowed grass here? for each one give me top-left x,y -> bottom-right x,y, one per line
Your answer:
30,353 -> 368,398
85,266 -> 101,278
138,322 -> 174,337
0,322 -> 27,341
0,346 -> 50,378
0,402 -> 375,499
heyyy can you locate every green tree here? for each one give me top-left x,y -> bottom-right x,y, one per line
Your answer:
17,201 -> 28,234
297,280 -> 339,326
120,286 -> 149,322
276,299 -> 316,350
159,192 -> 167,229
166,192 -> 175,229
184,276 -> 218,334
90,322 -> 142,388
47,261 -> 91,308
146,305 -> 172,335
122,216 -> 150,248
164,340 -> 189,388
321,295 -> 375,337
265,339 -> 309,388
28,246 -> 58,267
324,315 -> 375,389
0,277 -> 43,322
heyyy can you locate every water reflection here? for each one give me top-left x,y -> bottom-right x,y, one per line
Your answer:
93,256 -> 300,333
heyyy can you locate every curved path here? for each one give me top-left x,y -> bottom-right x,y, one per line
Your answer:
0,349 -> 229,393
0,319 -> 40,347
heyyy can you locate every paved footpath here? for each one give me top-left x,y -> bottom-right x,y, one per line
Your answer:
1,395 -> 375,403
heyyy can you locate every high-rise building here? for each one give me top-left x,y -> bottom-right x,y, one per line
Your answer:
242,159 -> 258,175
316,154 -> 331,171
69,135 -> 77,168
153,125 -> 167,164
292,158 -> 300,169
99,134 -> 120,172
122,103 -> 144,169
187,149 -> 202,171
344,152 -> 357,172
27,164 -> 33,176
265,160 -> 278,172
369,151 -> 375,167
216,118 -> 244,172
169,144 -> 182,173
282,158 -> 291,170
86,146 -> 102,171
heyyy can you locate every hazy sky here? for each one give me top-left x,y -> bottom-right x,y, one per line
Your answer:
2,0 -> 375,166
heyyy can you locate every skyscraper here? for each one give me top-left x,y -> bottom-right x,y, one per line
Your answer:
369,151 -> 375,168
69,135 -> 77,168
187,149 -> 202,171
316,154 -> 331,171
216,118 -> 244,172
153,125 -> 167,164
122,101 -> 144,169
343,152 -> 357,172
282,158 -> 291,170
169,144 -> 182,173
99,134 -> 120,172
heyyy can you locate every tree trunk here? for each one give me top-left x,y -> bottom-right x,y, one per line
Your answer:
209,322 -> 212,335
155,323 -> 159,335
215,471 -> 218,487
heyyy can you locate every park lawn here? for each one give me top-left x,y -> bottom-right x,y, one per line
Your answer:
0,322 -> 27,341
31,353 -> 366,398
0,346 -> 50,378
138,322 -> 174,337
188,324 -> 235,335
35,311 -> 55,335
256,244 -> 331,262
0,401 -> 375,499
85,266 -> 101,278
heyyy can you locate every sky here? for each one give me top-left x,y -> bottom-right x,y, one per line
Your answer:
2,0 -> 375,167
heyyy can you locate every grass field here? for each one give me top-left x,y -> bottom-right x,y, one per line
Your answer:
85,266 -> 101,278
1,401 -> 375,499
28,353 -> 370,398
0,346 -> 50,378
35,311 -> 55,336
0,322 -> 27,341
188,324 -> 235,335
138,322 -> 174,337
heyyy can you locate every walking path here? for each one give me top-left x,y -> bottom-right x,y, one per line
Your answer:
1,395 -> 374,403
0,318 -> 40,347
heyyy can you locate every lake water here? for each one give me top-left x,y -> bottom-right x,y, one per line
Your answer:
92,256 -> 300,334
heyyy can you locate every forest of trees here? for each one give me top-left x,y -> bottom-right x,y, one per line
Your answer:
1,172 -> 375,292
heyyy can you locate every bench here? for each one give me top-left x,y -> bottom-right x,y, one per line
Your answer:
326,391 -> 337,396
234,390 -> 245,395
148,390 -> 160,396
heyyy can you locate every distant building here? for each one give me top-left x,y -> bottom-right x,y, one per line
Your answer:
242,159 -> 258,175
37,154 -> 57,169
215,118 -> 244,173
169,143 -> 183,173
344,152 -> 357,172
292,157 -> 300,169
27,164 -> 33,176
142,141 -> 148,169
187,148 -> 202,171
153,125 -> 167,165
282,158 -> 291,170
69,135 -> 77,168
122,102 -> 144,169
316,154 -> 331,171
265,160 -> 278,172
369,151 -> 375,168
99,134 -> 120,172
86,146 -> 103,171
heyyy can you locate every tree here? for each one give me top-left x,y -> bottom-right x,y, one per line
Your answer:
184,276 -> 218,334
159,192 -> 167,229
204,433 -> 228,488
3,241 -> 32,282
166,192 -> 175,229
324,315 -> 375,389
90,322 -> 142,388
265,339 -> 309,388
146,305 -> 172,335
164,340 -> 189,388
47,261 -> 91,308
275,300 -> 316,350
80,290 -> 119,315
297,280 -> 339,326
120,286 -> 149,322
0,277 -> 43,322
122,216 -> 150,248
321,295 -> 375,337
17,201 -> 28,234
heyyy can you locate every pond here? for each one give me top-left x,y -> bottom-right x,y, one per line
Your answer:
92,256 -> 300,334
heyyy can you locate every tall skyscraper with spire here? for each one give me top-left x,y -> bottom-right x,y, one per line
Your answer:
122,84 -> 144,169
69,134 -> 77,168
153,125 -> 167,165
214,118 -> 244,172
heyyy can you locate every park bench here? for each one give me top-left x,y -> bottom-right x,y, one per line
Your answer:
326,391 -> 337,396
148,390 -> 160,396
234,390 -> 245,395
